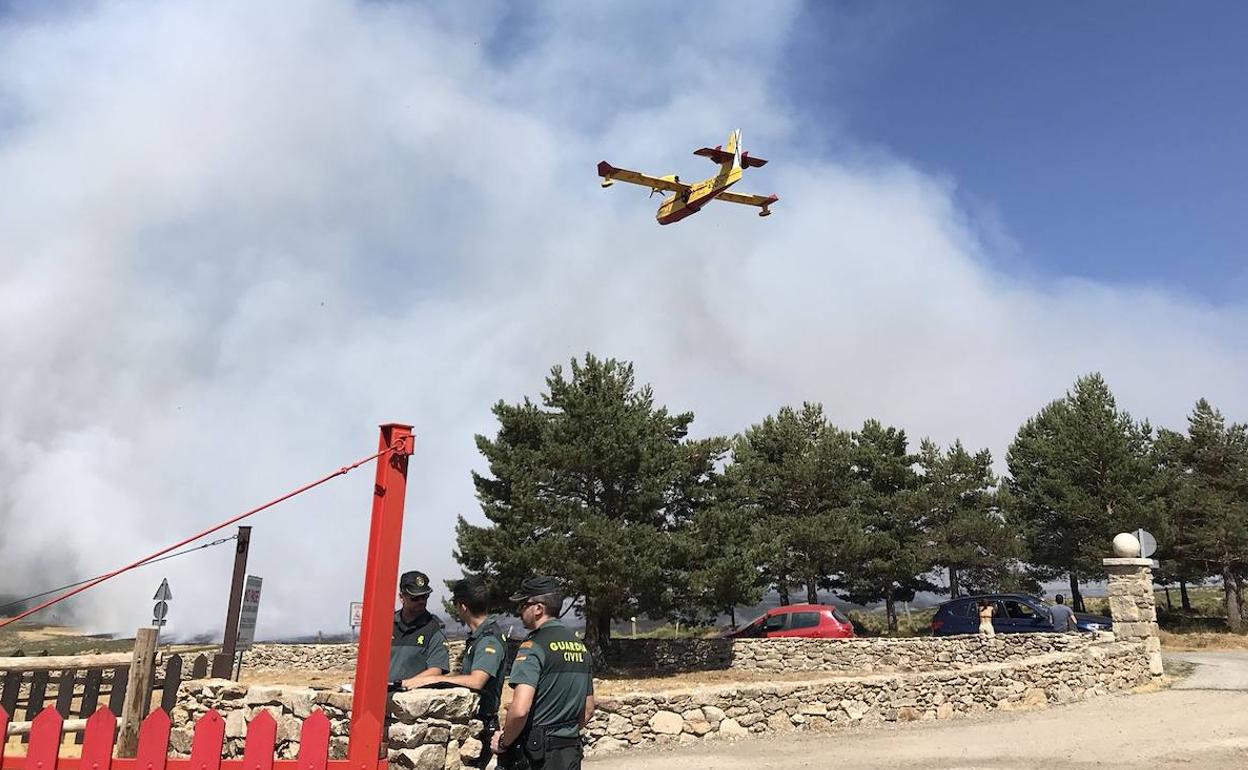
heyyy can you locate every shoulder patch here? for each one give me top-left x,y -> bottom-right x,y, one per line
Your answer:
484,646 -> 497,654
514,654 -> 528,662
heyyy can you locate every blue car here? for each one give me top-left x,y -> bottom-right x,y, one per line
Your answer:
930,593 -> 1112,636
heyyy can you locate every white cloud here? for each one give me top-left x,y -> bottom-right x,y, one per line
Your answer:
1,0 -> 1244,638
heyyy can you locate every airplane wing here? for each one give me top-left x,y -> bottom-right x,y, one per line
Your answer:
717,191 -> 779,209
598,161 -> 691,193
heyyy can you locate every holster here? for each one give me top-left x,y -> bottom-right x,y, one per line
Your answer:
523,724 -> 547,764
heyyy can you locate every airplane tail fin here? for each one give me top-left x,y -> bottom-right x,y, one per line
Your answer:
726,129 -> 742,170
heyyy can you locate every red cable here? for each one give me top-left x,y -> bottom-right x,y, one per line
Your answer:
0,442 -> 399,629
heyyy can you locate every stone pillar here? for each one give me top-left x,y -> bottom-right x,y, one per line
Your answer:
1103,556 -> 1163,676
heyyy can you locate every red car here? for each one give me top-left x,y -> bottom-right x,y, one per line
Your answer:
727,603 -> 855,639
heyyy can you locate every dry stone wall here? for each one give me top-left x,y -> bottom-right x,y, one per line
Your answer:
172,680 -> 484,770
607,633 -> 1103,674
218,634 -> 1155,761
241,642 -> 470,672
586,639 -> 1151,755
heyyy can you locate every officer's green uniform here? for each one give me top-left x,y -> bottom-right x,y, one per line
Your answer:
388,609 -> 450,680
460,614 -> 506,767
506,619 -> 593,770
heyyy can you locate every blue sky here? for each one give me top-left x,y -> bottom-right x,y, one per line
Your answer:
783,2 -> 1247,301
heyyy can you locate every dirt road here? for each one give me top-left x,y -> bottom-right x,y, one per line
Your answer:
586,652 -> 1248,769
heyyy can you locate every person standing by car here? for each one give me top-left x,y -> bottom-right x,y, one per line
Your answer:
494,576 -> 594,770
977,600 -> 996,637
1048,594 -> 1077,632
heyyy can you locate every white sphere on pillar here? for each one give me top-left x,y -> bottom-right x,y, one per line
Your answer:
1112,532 -> 1141,558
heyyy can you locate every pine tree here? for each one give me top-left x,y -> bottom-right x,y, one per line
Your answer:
723,403 -> 859,606
1005,373 -> 1160,611
454,354 -> 726,658
915,440 -> 1023,597
677,503 -> 767,627
1162,400 -> 1248,631
839,420 -> 935,632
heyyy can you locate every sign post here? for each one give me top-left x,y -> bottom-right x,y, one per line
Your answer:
152,578 -> 173,648
212,525 -> 253,678
349,601 -> 364,641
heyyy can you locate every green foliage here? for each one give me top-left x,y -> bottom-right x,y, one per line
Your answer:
676,503 -> 767,625
915,440 -> 1026,597
454,354 -> 727,657
1005,373 -> 1161,609
837,420 -> 936,631
845,607 -> 937,638
723,403 -> 860,606
1153,399 -> 1248,631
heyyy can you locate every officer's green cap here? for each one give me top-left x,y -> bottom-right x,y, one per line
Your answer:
399,570 -> 433,597
508,576 -> 562,602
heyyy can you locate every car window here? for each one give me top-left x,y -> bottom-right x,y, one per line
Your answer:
737,620 -> 764,638
790,611 -> 819,629
762,613 -> 788,631
831,607 -> 850,623
1003,600 -> 1041,620
945,600 -> 975,619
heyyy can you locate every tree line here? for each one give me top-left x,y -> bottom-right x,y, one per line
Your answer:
454,354 -> 1248,656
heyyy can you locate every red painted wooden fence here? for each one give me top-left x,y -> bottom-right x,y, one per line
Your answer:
0,706 -> 354,770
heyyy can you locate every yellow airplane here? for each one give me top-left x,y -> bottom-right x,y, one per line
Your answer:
598,129 -> 778,225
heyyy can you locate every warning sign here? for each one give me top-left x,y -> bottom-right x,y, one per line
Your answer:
236,575 -> 263,650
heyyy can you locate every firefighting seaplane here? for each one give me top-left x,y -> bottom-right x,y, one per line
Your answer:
597,129 -> 778,225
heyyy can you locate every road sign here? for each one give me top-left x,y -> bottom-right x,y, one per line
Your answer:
152,579 -> 173,627
153,578 -> 173,602
1136,528 -> 1158,559
235,575 -> 263,651
349,601 -> 364,628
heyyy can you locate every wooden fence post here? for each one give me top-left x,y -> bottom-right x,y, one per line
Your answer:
117,628 -> 158,757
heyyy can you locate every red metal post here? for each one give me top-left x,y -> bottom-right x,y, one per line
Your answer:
347,424 -> 414,768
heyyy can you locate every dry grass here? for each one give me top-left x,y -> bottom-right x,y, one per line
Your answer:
1158,630 -> 1248,651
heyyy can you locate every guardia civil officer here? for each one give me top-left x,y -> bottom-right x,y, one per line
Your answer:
404,576 -> 506,768
493,577 -> 594,770
387,570 -> 450,685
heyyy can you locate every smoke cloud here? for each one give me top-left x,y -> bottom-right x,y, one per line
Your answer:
1,1 -> 1244,639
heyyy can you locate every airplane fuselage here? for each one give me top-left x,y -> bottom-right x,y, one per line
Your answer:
656,165 -> 743,225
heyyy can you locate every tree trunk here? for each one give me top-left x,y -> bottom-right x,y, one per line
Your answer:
885,598 -> 898,633
729,606 -> 737,628
948,567 -> 960,598
777,579 -> 791,606
583,608 -> 613,664
1223,566 -> 1243,633
1068,571 -> 1085,613
806,580 -> 818,604
1164,585 -> 1173,612
1180,580 -> 1192,611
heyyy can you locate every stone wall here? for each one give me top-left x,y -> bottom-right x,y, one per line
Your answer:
172,680 -> 484,770
607,633 -> 1103,674
241,642 -> 471,673
585,639 -> 1152,755
199,633 -> 1154,761
242,644 -> 359,671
